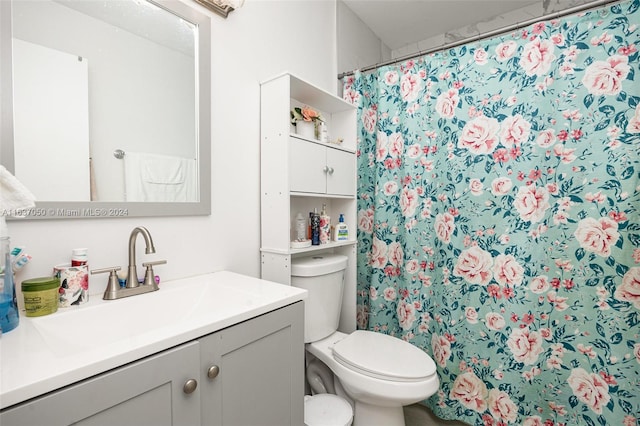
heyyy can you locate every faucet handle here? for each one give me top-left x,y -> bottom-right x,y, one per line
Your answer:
91,266 -> 122,300
141,260 -> 166,287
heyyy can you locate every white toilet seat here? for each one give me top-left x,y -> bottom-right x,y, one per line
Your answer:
332,330 -> 436,382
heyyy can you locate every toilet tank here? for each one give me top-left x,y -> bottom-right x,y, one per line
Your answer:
291,254 -> 348,343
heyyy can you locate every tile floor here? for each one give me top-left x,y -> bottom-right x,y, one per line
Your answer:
404,404 -> 469,426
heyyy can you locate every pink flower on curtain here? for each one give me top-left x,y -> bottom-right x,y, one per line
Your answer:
499,114 -> 532,147
375,131 -> 388,160
491,177 -> 513,196
388,241 -> 404,266
406,143 -> 422,158
492,254 -> 525,287
383,180 -> 399,196
459,116 -> 501,154
485,312 -> 506,330
474,48 -> 488,65
343,87 -> 360,106
384,70 -> 399,85
514,184 -> 551,223
388,132 -> 404,158
435,212 -> 456,243
400,187 -> 419,217
400,73 -> 421,101
362,108 -> 377,134
574,217 -> 620,257
581,55 -> 630,95
454,245 -> 493,285
383,287 -> 397,301
519,37 -> 556,76
507,327 -> 544,365
495,40 -> 518,62
552,143 -> 577,163
397,300 -> 417,330
465,307 -> 479,324
357,208 -> 374,234
431,333 -> 452,367
567,368 -> 611,414
370,237 -> 388,268
627,104 -> 640,133
469,178 -> 484,196
522,416 -> 545,426
614,267 -> 640,309
529,275 -> 550,294
435,89 -> 459,118
487,389 -> 519,423
535,128 -> 556,148
450,371 -> 488,412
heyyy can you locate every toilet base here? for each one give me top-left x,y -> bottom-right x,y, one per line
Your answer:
353,401 -> 405,426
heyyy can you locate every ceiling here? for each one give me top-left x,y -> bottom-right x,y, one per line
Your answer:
342,0 -> 541,50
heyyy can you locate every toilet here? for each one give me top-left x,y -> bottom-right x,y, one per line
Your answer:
292,254 -> 439,426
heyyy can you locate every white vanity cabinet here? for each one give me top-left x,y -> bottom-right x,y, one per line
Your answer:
0,302 -> 304,426
260,73 -> 358,333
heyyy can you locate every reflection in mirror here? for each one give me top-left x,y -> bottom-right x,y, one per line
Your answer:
0,0 -> 211,218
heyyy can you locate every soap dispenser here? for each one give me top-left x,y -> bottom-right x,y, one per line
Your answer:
334,214 -> 349,241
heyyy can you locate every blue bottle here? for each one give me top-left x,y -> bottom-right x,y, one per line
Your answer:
0,236 -> 20,333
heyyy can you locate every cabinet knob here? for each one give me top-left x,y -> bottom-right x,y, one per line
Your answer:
183,379 -> 198,394
327,167 -> 334,175
323,166 -> 329,173
207,365 -> 220,379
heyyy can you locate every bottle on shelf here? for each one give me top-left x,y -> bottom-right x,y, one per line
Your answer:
294,213 -> 307,241
334,214 -> 349,241
319,204 -> 330,244
311,208 -> 320,246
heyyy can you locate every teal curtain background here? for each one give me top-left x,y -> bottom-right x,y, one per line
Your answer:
343,1 -> 640,424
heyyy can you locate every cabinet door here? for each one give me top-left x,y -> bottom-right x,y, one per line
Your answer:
0,342 -> 201,426
289,138 -> 326,194
326,148 -> 355,196
200,302 -> 304,426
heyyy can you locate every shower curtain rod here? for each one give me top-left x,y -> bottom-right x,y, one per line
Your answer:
338,0 -> 620,79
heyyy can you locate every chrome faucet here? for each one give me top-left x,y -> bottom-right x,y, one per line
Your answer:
91,226 -> 166,300
126,226 -> 155,288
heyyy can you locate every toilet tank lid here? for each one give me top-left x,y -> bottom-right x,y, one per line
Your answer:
291,254 -> 348,277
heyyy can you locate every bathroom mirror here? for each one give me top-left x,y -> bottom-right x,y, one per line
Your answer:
0,0 -> 211,219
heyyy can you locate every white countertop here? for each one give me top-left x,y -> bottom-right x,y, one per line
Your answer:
0,271 -> 307,410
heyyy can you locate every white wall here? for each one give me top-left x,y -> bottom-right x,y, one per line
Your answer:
337,0 -> 390,76
7,0 -> 338,300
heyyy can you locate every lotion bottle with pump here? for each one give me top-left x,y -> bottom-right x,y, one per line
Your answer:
334,214 -> 349,241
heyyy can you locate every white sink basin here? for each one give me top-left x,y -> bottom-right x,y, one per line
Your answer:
29,272 -> 294,356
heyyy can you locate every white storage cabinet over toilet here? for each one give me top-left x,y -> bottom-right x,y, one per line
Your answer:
259,72 -> 358,333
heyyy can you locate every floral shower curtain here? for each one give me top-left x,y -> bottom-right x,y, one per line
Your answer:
342,1 -> 639,424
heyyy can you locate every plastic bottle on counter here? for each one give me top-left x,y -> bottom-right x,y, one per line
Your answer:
71,248 -> 88,267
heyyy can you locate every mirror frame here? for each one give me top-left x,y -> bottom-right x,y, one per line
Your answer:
0,0 -> 211,220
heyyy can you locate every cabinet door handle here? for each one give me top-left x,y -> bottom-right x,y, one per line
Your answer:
323,166 -> 329,173
183,379 -> 198,394
207,365 -> 220,379
327,167 -> 334,175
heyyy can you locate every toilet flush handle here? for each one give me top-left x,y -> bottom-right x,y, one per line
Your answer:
207,365 -> 220,379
